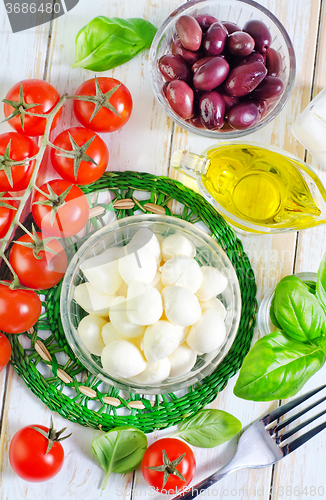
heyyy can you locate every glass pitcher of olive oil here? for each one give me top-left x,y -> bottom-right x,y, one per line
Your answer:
171,142 -> 326,234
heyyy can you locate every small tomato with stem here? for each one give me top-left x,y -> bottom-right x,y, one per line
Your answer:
0,283 -> 41,334
0,332 -> 11,371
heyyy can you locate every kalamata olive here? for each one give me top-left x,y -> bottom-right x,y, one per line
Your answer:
172,38 -> 202,66
228,31 -> 255,57
162,81 -> 169,97
195,14 -> 218,32
224,61 -> 267,96
251,75 -> 284,100
241,52 -> 265,65
199,91 -> 225,129
166,80 -> 194,119
242,20 -> 272,53
203,22 -> 228,56
228,101 -> 260,129
187,115 -> 205,128
176,15 -> 202,51
265,47 -> 283,77
159,54 -> 192,83
193,57 -> 230,91
222,22 -> 241,34
192,56 -> 214,73
218,92 -> 240,113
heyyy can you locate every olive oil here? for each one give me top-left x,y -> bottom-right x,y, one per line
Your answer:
172,143 -> 326,233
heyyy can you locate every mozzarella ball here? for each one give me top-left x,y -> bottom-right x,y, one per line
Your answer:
74,282 -> 115,317
162,233 -> 196,261
130,358 -> 171,384
78,315 -> 107,355
200,297 -> 227,319
109,296 -> 145,338
150,272 -> 164,293
162,286 -> 202,326
187,309 -> 226,353
80,248 -> 122,295
126,281 -> 163,326
118,247 -> 157,284
196,266 -> 228,301
127,228 -> 161,264
101,322 -> 124,345
175,325 -> 190,345
143,320 -> 180,362
101,340 -> 146,378
169,344 -> 197,377
160,256 -> 202,292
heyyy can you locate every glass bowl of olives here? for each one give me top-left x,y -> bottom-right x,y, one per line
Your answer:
149,0 -> 296,138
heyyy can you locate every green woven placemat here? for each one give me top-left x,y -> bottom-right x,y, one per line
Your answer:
5,171 -> 257,433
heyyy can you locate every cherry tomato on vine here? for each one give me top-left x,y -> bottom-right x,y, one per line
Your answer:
142,438 -> 196,494
3,79 -> 62,136
73,77 -> 133,133
0,133 -> 39,192
0,332 -> 11,372
0,193 -> 18,238
9,420 -> 70,482
32,179 -> 90,238
51,127 -> 109,185
9,233 -> 68,290
0,283 -> 41,334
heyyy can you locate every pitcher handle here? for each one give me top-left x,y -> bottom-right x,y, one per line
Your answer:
171,150 -> 209,179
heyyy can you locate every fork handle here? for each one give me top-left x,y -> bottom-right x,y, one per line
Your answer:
172,460 -> 241,500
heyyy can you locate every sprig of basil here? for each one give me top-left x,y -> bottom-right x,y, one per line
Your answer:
234,330 -> 326,401
273,276 -> 326,343
173,409 -> 241,448
73,16 -> 157,71
92,425 -> 147,489
317,252 -> 326,309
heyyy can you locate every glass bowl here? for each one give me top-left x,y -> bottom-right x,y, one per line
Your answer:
149,0 -> 296,139
60,214 -> 241,394
257,272 -> 317,337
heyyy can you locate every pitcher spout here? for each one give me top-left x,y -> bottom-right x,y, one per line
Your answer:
171,150 -> 210,179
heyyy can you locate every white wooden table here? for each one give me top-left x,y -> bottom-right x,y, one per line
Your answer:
0,1 -> 326,499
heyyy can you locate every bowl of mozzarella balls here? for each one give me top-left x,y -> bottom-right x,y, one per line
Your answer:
61,215 -> 241,394
149,0 -> 295,138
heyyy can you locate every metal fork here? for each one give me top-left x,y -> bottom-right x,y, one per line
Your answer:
173,385 -> 326,499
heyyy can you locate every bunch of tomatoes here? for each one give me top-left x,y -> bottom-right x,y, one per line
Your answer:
0,75 -> 133,372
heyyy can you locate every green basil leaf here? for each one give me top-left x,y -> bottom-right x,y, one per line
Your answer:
173,409 -> 241,448
234,330 -> 325,402
270,294 -> 281,329
317,252 -> 326,309
73,16 -> 157,71
273,276 -> 326,342
92,425 -> 147,489
303,280 -> 317,294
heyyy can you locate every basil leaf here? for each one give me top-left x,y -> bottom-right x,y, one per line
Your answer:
92,425 -> 147,489
234,330 -> 326,401
273,276 -> 326,342
173,409 -> 241,448
317,252 -> 326,309
73,16 -> 157,71
270,294 -> 281,329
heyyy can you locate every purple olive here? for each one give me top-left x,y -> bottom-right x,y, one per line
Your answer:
172,38 -> 202,65
228,31 -> 255,57
241,52 -> 265,65
218,91 -> 240,113
265,47 -> 283,77
159,54 -> 192,83
192,56 -> 215,73
228,101 -> 260,129
203,22 -> 228,56
222,22 -> 241,34
251,75 -> 284,100
195,14 -> 218,32
199,91 -> 225,129
166,80 -> 194,119
187,115 -> 206,128
242,20 -> 272,53
176,15 -> 202,51
224,61 -> 267,96
193,57 -> 230,90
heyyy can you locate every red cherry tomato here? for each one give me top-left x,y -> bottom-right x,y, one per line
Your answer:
0,283 -> 41,334
73,77 -> 133,133
32,179 -> 90,238
4,79 -> 62,136
0,133 -> 39,192
9,424 -> 65,482
9,233 -> 68,290
0,193 -> 18,238
51,127 -> 109,185
0,332 -> 11,371
142,438 -> 196,494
